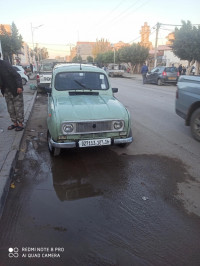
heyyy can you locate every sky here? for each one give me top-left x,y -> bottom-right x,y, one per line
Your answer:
1,0 -> 200,58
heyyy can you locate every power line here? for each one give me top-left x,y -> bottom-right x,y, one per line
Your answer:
87,0 -> 149,40
26,41 -> 68,46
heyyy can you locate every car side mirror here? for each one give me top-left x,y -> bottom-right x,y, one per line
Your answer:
112,88 -> 118,93
45,87 -> 52,94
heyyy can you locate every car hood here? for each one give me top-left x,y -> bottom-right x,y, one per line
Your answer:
54,94 -> 128,121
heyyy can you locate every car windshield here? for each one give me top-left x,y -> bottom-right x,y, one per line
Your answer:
40,63 -> 53,72
55,72 -> 109,91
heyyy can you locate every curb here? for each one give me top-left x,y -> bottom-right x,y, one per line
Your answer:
0,90 -> 37,218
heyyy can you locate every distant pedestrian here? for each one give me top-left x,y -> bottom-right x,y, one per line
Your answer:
30,63 -> 33,73
192,66 -> 196,75
182,66 -> 186,75
141,63 -> 148,84
0,56 -> 24,131
178,64 -> 182,75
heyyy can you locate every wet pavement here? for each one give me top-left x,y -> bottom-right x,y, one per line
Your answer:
0,95 -> 200,266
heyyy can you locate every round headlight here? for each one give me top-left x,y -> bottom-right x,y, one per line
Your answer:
113,121 -> 123,130
62,123 -> 74,133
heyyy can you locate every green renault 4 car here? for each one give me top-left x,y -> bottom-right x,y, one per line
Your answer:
46,63 -> 133,156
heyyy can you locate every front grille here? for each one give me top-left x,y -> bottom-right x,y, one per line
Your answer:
76,121 -> 112,133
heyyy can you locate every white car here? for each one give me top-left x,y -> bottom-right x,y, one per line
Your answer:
12,65 -> 29,85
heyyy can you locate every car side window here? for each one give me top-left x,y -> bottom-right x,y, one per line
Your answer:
151,68 -> 160,73
151,68 -> 158,73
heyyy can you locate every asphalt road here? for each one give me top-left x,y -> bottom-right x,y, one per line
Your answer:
0,79 -> 200,266
111,78 -> 200,216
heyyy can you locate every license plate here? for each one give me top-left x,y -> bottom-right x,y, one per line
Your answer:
168,77 -> 176,80
40,76 -> 52,82
79,138 -> 111,147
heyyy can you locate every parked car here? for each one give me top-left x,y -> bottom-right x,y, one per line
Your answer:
22,65 -> 32,77
12,65 -> 29,85
37,62 -> 54,91
146,66 -> 179,85
107,64 -> 124,77
46,63 -> 133,156
175,75 -> 200,141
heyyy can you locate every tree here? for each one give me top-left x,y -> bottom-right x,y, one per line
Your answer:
95,50 -> 115,65
172,20 -> 200,74
92,38 -> 111,59
0,22 -> 23,63
11,22 -> 23,55
87,56 -> 93,63
0,25 -> 12,62
72,55 -> 82,63
118,44 -> 149,72
34,45 -> 49,61
40,47 -> 49,60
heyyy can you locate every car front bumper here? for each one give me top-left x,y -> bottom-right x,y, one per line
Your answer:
50,137 -> 133,148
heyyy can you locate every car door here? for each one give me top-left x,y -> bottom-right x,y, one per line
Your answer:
146,67 -> 160,83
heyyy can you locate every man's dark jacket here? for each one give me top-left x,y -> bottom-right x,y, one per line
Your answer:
141,65 -> 148,74
0,60 -> 23,97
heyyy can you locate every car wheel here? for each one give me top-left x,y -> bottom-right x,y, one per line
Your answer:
118,129 -> 133,148
157,79 -> 162,86
47,130 -> 61,156
190,108 -> 200,142
22,78 -> 27,85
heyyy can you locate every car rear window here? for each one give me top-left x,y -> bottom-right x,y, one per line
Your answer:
40,63 -> 53,72
165,67 -> 178,73
55,72 -> 109,91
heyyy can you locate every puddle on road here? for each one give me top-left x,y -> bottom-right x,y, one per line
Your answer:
15,137 -> 197,217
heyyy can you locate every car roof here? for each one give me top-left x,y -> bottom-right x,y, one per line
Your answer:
53,63 -> 105,74
12,65 -> 23,70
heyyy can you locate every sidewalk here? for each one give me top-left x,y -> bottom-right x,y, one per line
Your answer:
0,79 -> 37,217
123,72 -> 142,80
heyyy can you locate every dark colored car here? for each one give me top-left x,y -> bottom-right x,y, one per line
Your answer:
146,66 -> 179,85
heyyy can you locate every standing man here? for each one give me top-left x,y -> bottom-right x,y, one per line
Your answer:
0,53 -> 24,131
30,63 -> 33,73
178,64 -> 182,75
182,66 -> 186,75
141,63 -> 148,84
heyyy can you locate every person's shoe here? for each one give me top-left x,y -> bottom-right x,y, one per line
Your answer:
8,124 -> 18,130
15,125 -> 24,131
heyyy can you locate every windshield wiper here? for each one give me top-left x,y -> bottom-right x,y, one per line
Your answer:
74,80 -> 91,90
69,91 -> 99,96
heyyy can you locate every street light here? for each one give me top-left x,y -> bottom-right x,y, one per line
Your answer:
30,23 -> 43,70
111,44 -> 116,64
31,23 -> 43,50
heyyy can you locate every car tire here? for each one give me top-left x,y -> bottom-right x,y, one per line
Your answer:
157,79 -> 162,86
190,108 -> 200,142
47,130 -> 61,156
118,129 -> 133,148
22,78 -> 27,85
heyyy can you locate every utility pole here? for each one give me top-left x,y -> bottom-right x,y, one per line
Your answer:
154,22 -> 160,68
